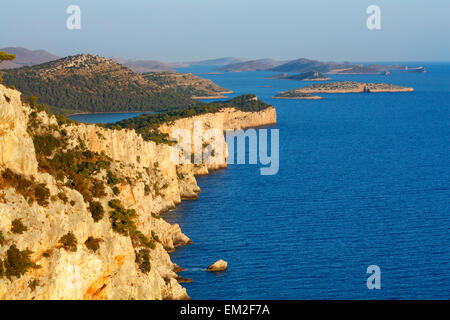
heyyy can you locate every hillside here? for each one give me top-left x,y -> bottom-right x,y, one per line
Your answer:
0,47 -> 59,69
269,58 -> 354,73
111,57 -> 188,73
217,59 -> 283,72
0,54 -> 196,114
267,58 -> 414,75
268,71 -> 331,81
143,71 -> 232,99
189,57 -> 247,66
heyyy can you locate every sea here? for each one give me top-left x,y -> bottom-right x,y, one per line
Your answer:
70,63 -> 450,299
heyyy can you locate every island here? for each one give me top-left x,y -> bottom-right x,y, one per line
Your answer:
267,71 -> 331,81
274,81 -> 414,99
273,91 -> 323,100
292,81 -> 414,93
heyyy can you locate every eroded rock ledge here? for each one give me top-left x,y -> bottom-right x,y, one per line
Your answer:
0,84 -> 276,300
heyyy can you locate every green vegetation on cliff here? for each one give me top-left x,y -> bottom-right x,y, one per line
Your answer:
108,94 -> 271,144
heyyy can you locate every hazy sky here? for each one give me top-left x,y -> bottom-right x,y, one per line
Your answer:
1,0 -> 449,62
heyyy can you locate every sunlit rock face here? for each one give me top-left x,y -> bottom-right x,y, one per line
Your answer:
0,84 -> 275,299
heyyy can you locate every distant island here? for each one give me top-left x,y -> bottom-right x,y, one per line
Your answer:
111,57 -> 188,73
217,57 -> 425,75
274,81 -> 414,99
0,47 -> 59,69
274,91 -> 323,100
217,59 -> 283,72
268,71 -> 331,81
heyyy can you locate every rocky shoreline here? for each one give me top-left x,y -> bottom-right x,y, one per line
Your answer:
0,84 -> 276,300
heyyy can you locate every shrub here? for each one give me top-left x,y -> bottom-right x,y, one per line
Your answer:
151,230 -> 161,243
28,96 -> 38,107
0,169 -> 50,206
4,244 -> 40,279
144,184 -> 150,196
107,171 -> 122,186
135,249 -> 151,273
55,114 -> 76,126
108,199 -> 155,249
35,184 -> 50,206
0,231 -> 4,246
112,186 -> 120,196
59,232 -> 77,252
132,230 -> 156,249
92,181 -> 106,198
42,250 -> 52,258
32,134 -> 62,157
39,148 -> 111,202
0,259 -> 4,277
11,219 -> 27,234
89,200 -> 104,222
28,279 -> 39,291
151,212 -> 161,219
57,192 -> 68,204
85,236 -> 102,253
109,199 -> 137,236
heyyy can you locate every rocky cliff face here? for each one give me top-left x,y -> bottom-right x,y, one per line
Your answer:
0,84 -> 276,300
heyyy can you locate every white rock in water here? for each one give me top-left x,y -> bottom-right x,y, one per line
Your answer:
207,259 -> 228,272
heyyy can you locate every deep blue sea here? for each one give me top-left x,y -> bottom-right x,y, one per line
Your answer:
71,63 -> 450,299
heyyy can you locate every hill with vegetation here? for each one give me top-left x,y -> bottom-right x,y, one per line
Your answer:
0,54 -> 198,115
217,59 -> 284,72
109,94 -> 272,143
143,71 -> 232,99
111,57 -> 188,73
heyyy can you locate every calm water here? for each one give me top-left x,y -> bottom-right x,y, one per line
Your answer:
73,64 -> 450,299
69,112 -> 150,124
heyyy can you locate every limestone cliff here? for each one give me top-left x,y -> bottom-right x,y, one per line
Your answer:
0,84 -> 276,300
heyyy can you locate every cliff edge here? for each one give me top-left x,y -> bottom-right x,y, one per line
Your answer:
0,84 -> 276,299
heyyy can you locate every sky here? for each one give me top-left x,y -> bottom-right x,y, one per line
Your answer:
1,0 -> 449,62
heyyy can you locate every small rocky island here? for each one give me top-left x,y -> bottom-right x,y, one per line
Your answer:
274,81 -> 414,99
273,91 -> 323,100
268,71 -> 331,81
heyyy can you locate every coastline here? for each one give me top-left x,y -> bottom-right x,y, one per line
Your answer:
273,96 -> 324,100
69,91 -> 236,115
68,110 -> 152,116
0,83 -> 277,300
